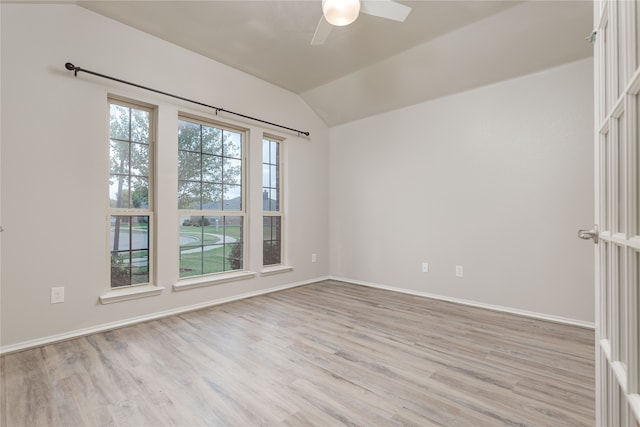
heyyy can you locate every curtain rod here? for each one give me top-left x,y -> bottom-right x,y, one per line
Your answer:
64,62 -> 310,137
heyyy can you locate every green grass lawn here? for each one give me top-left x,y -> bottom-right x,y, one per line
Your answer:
178,224 -> 243,278
179,246 -> 224,277
179,225 -> 242,243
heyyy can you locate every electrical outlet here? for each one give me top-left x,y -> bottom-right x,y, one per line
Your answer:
455,266 -> 464,278
422,262 -> 429,273
51,287 -> 65,304
311,253 -> 317,263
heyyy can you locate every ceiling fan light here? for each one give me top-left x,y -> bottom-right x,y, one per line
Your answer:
322,0 -> 360,26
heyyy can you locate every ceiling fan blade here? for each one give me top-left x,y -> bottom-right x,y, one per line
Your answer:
311,16 -> 333,45
360,0 -> 411,22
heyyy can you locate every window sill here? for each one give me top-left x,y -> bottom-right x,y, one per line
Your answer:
260,265 -> 293,276
173,270 -> 256,292
100,284 -> 165,305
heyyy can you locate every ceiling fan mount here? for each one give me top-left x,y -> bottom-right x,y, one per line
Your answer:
312,0 -> 412,45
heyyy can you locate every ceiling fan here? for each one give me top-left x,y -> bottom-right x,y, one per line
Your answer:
311,0 -> 412,45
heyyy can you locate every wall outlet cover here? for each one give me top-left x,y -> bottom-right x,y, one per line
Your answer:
51,287 -> 65,304
455,266 -> 464,278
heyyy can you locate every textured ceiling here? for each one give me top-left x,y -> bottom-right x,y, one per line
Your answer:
77,0 -> 593,126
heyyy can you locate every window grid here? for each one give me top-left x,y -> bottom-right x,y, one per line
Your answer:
636,94 -> 640,237
616,112 -> 625,235
263,137 -> 282,266
178,116 -> 245,278
602,131 -> 610,232
179,215 -> 243,277
110,215 -> 150,288
108,99 -> 154,289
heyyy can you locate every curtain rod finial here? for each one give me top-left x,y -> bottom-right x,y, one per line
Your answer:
65,62 -> 80,76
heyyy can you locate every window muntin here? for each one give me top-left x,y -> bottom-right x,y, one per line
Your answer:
109,103 -> 151,209
179,215 -> 243,277
263,137 -> 282,266
178,119 -> 242,211
263,138 -> 279,212
617,112 -> 626,234
263,216 -> 281,266
110,215 -> 150,287
636,95 -> 640,236
108,99 -> 154,288
178,116 -> 245,278
637,2 -> 640,70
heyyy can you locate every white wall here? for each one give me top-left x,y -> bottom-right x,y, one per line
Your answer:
329,58 -> 595,324
0,4 -> 595,351
0,4 -> 330,349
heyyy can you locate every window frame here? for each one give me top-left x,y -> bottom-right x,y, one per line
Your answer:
262,134 -> 290,273
176,113 -> 248,282
106,96 -> 156,291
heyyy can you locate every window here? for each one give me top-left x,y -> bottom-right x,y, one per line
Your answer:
178,116 -> 245,278
263,136 -> 282,266
108,99 -> 154,288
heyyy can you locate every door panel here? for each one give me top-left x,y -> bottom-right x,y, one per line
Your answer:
594,0 -> 640,425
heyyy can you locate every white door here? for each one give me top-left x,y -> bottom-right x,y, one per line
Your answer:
590,1 -> 640,425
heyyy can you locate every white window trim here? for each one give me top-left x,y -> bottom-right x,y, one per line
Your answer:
173,270 -> 256,291
260,265 -> 293,276
100,284 -> 165,305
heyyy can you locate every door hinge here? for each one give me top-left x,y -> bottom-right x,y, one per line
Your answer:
586,30 -> 598,44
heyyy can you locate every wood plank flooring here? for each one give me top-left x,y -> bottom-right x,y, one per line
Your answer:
1,280 -> 595,426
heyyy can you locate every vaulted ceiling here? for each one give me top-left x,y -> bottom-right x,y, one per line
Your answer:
77,0 -> 593,126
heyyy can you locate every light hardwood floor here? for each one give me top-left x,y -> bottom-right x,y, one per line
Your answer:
1,280 -> 594,426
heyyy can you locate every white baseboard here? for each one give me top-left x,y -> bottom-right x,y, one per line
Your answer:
0,276 -> 331,355
329,276 -> 595,329
1,274 -> 592,355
